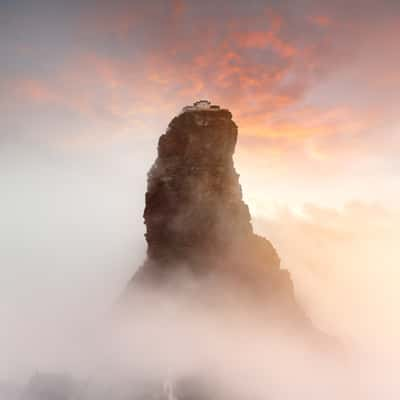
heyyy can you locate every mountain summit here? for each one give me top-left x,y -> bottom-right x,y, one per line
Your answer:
128,101 -> 307,322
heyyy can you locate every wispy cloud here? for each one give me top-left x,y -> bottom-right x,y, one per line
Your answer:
2,0 -> 400,179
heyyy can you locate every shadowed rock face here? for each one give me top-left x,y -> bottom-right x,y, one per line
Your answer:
145,108 -> 252,264
129,104 -> 304,317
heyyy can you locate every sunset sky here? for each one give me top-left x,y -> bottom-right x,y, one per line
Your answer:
1,0 -> 400,378
2,0 -> 399,212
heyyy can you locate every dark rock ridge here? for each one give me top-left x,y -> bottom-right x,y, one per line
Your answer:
129,101 -> 307,321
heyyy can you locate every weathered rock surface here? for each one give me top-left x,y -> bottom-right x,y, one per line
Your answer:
128,102 -> 307,322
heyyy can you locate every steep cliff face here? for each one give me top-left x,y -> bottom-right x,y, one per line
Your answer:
144,107 -> 253,265
129,102 -> 303,318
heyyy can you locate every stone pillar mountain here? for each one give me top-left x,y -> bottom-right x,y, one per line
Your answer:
128,100 -> 308,323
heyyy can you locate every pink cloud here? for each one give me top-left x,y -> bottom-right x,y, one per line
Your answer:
308,15 -> 333,28
14,79 -> 58,104
7,0 -> 397,171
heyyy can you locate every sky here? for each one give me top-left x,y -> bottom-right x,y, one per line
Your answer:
1,0 -> 400,380
1,0 -> 400,209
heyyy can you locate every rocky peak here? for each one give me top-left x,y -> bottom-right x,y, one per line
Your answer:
144,104 -> 255,266
128,101 -> 305,314
121,103 -> 337,400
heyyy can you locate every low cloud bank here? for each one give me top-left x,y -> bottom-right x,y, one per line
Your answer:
254,202 -> 400,352
2,201 -> 400,400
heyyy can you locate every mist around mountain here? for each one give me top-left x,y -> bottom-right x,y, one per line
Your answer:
2,103 -> 400,400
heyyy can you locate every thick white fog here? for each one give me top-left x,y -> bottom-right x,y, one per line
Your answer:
254,203 -> 400,351
1,138 -> 400,400
0,138 -> 152,379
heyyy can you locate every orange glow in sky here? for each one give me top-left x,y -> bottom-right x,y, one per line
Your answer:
1,0 -> 400,210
